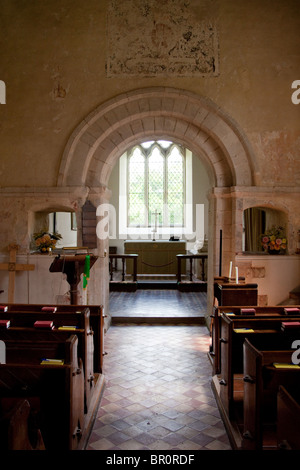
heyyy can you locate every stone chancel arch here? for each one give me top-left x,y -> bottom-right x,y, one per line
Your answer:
57,87 -> 258,320
58,87 -> 257,189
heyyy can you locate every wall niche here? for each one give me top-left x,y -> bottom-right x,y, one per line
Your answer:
243,207 -> 288,253
31,211 -> 77,252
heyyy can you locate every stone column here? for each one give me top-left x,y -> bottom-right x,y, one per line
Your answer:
88,185 -> 112,331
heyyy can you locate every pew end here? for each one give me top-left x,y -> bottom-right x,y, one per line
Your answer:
0,398 -> 45,450
277,385 -> 300,450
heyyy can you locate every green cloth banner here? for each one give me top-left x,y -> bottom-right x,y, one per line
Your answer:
83,255 -> 90,290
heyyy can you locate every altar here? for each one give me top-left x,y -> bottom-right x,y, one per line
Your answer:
124,240 -> 186,275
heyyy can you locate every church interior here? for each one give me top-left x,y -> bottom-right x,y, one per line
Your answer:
0,0 -> 299,453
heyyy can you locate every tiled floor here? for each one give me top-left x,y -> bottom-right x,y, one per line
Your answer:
109,290 -> 207,318
86,291 -> 231,451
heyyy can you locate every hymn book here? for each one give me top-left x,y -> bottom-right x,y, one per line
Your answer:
233,328 -> 255,333
240,308 -> 256,315
273,363 -> 300,369
40,358 -> 64,365
34,320 -> 54,329
284,307 -> 300,315
58,326 -> 78,330
281,321 -> 300,331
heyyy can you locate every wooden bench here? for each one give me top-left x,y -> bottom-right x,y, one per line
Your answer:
0,307 -> 95,412
217,312 -> 300,416
0,335 -> 84,450
242,338 -> 300,450
211,305 -> 300,375
4,303 -> 105,374
277,385 -> 300,450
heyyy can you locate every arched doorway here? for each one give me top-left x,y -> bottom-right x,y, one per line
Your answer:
58,87 -> 256,324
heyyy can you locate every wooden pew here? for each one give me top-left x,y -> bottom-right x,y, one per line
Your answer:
210,279 -> 258,372
217,311 -> 300,417
0,335 -> 84,450
4,303 -> 105,374
0,399 -> 45,450
242,338 -> 300,450
277,385 -> 300,450
0,307 -> 95,412
211,305 -> 300,375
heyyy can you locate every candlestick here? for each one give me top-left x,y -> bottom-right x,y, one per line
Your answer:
228,261 -> 232,279
235,267 -> 238,284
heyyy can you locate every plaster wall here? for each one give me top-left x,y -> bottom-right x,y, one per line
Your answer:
0,0 -> 299,188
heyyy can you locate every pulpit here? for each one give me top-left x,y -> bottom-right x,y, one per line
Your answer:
49,254 -> 97,304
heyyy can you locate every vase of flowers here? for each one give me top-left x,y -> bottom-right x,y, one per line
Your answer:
260,225 -> 287,254
33,231 -> 62,253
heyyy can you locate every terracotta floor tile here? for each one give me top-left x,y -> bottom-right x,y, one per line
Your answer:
162,432 -> 187,446
149,426 -> 171,438
118,439 -> 147,450
147,440 -> 173,450
177,426 -> 200,439
94,424 -> 118,438
206,439 -> 232,450
108,430 -> 131,445
122,425 -> 144,438
89,437 -> 117,450
86,290 -> 231,451
135,432 -> 158,446
123,413 -> 146,426
176,440 -> 204,450
202,426 -> 228,439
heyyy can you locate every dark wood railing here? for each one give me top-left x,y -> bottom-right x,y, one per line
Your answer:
177,253 -> 208,283
109,254 -> 138,282
109,253 -> 207,285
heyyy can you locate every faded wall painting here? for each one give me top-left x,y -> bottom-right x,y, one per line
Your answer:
106,0 -> 219,77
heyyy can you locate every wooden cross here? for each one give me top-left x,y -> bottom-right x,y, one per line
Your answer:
0,244 -> 35,302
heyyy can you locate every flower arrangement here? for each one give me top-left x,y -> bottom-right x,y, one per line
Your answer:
261,225 -> 287,254
33,230 -> 62,253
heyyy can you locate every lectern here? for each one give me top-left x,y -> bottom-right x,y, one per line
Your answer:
213,276 -> 258,306
49,254 -> 97,304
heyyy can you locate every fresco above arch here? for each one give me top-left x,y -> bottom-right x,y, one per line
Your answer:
106,0 -> 219,78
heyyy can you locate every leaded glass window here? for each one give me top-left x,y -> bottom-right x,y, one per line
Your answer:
127,141 -> 185,227
128,147 -> 146,226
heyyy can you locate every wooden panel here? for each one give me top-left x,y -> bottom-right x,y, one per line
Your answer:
242,339 -> 263,450
214,282 -> 258,306
82,201 -> 97,248
124,241 -> 186,274
277,386 -> 300,450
